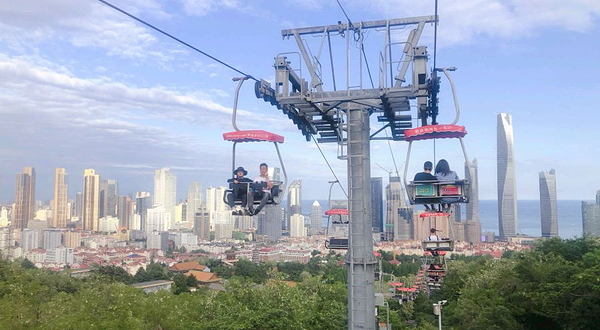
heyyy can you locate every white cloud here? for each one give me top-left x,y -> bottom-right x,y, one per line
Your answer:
0,0 -> 174,60
345,0 -> 600,45
179,0 -> 241,16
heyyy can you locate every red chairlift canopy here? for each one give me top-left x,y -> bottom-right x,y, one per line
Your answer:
223,130 -> 285,143
420,212 -> 451,218
325,209 -> 349,216
404,125 -> 467,142
374,252 -> 382,258
389,282 -> 404,287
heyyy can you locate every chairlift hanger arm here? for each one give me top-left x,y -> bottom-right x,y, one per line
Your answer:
281,16 -> 436,37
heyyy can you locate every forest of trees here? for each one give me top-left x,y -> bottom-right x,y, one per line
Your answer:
0,237 -> 597,329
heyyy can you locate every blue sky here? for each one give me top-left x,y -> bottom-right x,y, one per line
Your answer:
0,0 -> 599,203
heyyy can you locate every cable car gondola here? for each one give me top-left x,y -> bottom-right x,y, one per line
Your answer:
222,77 -> 288,215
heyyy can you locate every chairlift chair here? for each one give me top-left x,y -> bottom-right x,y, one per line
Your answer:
403,124 -> 472,213
222,77 -> 288,214
325,208 -> 349,249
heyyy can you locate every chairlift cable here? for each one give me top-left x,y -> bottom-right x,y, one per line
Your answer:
95,0 -> 258,81
312,136 -> 348,198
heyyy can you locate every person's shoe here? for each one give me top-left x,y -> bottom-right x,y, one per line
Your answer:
253,208 -> 262,215
244,208 -> 254,216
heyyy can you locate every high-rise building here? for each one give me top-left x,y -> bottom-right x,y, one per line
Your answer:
186,182 -> 203,223
0,227 -> 11,257
0,207 -> 8,227
287,180 -> 302,229
194,205 -> 210,240
99,216 -> 119,233
386,176 -> 410,240
42,229 -> 62,250
539,169 -> 558,238
154,168 -> 176,220
497,113 -> 518,240
310,201 -> 322,235
582,190 -> 600,237
99,179 -> 118,218
75,192 -> 83,220
13,167 -> 36,229
20,228 -> 39,251
52,168 -> 69,228
258,205 -> 282,242
290,214 -> 306,237
83,169 -> 100,231
135,192 -> 151,232
371,177 -> 384,233
117,195 -> 132,228
465,159 -> 480,223
146,206 -> 170,233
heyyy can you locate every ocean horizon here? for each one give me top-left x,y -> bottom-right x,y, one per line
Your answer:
301,199 -> 586,239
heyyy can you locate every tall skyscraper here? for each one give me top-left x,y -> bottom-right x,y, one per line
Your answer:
135,192 -> 151,232
117,195 -> 132,228
194,205 -> 210,240
99,179 -> 118,218
75,192 -> 83,220
186,182 -> 203,223
13,167 -> 36,229
582,190 -> 600,237
465,159 -> 479,223
310,201 -> 322,235
52,168 -> 69,228
153,168 -> 176,220
371,177 -> 384,233
497,113 -> 518,240
287,180 -> 302,229
539,169 -> 558,237
83,169 -> 100,231
385,176 -> 410,240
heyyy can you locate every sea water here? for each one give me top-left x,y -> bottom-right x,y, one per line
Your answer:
302,199 -> 584,239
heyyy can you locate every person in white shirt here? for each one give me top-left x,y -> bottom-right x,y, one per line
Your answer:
248,163 -> 274,215
428,228 -> 440,241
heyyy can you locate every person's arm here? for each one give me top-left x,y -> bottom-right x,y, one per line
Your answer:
265,174 -> 274,188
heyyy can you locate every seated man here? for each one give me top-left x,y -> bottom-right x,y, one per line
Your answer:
226,166 -> 253,215
414,161 -> 437,181
248,163 -> 274,215
413,161 -> 437,210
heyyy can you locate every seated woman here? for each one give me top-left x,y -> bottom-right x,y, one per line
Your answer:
435,159 -> 460,211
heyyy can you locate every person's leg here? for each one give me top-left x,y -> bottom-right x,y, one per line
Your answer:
227,192 -> 235,209
246,191 -> 255,213
254,192 -> 271,215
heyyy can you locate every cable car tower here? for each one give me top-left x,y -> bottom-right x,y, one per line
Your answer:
256,15 -> 441,330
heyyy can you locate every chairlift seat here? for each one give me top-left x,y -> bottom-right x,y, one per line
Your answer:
223,182 -> 282,209
325,237 -> 348,250
422,239 -> 454,252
